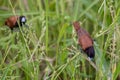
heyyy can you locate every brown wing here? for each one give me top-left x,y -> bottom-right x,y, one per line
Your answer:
80,28 -> 93,44
5,16 -> 19,28
78,34 -> 93,50
77,28 -> 93,50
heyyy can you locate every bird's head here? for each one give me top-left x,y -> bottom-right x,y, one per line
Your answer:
19,16 -> 26,26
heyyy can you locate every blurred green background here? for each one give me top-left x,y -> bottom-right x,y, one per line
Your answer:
0,0 -> 120,80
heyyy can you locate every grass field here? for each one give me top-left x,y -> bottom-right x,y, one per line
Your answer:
0,0 -> 120,80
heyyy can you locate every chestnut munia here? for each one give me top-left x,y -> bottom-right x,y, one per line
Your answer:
73,21 -> 95,58
5,16 -> 27,30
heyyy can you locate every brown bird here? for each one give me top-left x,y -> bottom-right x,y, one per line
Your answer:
5,16 -> 27,30
73,21 -> 95,58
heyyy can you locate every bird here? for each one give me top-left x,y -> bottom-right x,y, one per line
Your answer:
5,16 -> 27,30
73,21 -> 95,59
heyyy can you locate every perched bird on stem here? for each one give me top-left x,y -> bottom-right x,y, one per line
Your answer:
5,16 -> 27,30
73,21 -> 95,59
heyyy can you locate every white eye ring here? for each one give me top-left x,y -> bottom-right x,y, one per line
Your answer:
21,17 -> 26,22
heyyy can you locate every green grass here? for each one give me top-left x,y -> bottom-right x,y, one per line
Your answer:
0,0 -> 120,80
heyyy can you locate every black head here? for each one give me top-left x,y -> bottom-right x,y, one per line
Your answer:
84,46 -> 95,59
19,16 -> 27,26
